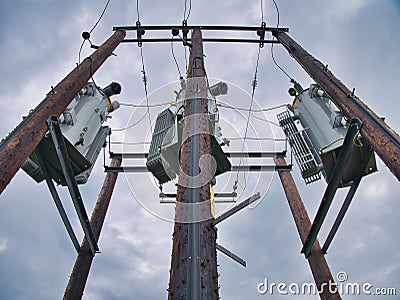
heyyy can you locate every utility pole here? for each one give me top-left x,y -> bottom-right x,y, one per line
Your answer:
274,156 -> 342,300
272,30 -> 400,181
64,157 -> 122,300
0,30 -> 126,195
168,29 -> 219,300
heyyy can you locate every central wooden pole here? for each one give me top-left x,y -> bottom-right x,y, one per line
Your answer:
168,29 -> 219,300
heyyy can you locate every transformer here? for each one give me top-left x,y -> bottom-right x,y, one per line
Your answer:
22,82 -> 121,185
278,83 -> 377,186
146,80 -> 231,184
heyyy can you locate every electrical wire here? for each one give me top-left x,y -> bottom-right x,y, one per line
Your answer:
271,43 -> 292,80
134,1 -> 153,134
78,0 -> 111,65
269,0 -> 293,80
90,0 -> 112,34
271,0 -> 280,27
78,40 -> 85,66
219,103 -> 287,112
136,0 -> 140,21
242,47 -> 261,148
250,112 -> 281,127
235,46 -> 262,189
260,0 -> 264,23
171,36 -> 183,79
112,110 -> 148,132
183,0 -> 192,21
181,34 -> 188,72
353,130 -> 363,148
227,137 -> 286,142
110,141 -> 151,145
139,47 -> 153,134
85,57 -> 107,98
320,137 -> 345,152
119,101 -> 172,108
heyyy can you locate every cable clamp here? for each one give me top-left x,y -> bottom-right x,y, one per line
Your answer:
257,22 -> 266,48
136,21 -> 145,47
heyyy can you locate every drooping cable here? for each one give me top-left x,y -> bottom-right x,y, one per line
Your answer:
171,36 -> 183,79
90,0 -> 112,34
219,103 -> 287,112
78,0 -> 111,65
112,110 -> 148,132
250,112 -> 281,127
234,46 -> 262,190
177,34 -> 189,72
242,47 -> 261,151
271,0 -> 280,27
78,40 -> 86,66
271,43 -> 292,80
270,0 -> 293,80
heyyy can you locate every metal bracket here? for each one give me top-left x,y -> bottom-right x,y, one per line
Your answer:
159,192 -> 237,204
104,165 -> 292,173
182,20 -> 190,47
113,24 -> 289,45
322,142 -> 374,254
136,21 -> 145,47
47,116 -> 99,256
212,192 -> 260,226
109,151 -> 287,159
216,243 -> 246,267
257,21 -> 266,48
34,147 -> 80,253
301,118 -> 362,258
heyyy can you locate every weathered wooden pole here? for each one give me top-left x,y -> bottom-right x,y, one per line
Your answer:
275,156 -> 342,300
0,30 -> 126,194
63,157 -> 122,300
168,29 -> 219,300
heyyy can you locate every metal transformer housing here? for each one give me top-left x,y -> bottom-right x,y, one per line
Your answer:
278,84 -> 377,186
146,81 -> 231,184
22,82 -> 120,185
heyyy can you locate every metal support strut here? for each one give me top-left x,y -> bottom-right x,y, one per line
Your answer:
34,147 -> 80,252
47,116 -> 98,256
301,119 -> 362,258
322,142 -> 374,254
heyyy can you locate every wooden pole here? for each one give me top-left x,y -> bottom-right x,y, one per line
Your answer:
168,29 -> 219,300
63,157 -> 122,300
275,156 -> 342,300
273,30 -> 400,181
0,30 -> 126,194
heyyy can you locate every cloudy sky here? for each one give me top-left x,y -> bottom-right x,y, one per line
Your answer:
0,0 -> 399,299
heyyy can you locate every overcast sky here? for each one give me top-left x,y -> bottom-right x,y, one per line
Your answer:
0,0 -> 399,299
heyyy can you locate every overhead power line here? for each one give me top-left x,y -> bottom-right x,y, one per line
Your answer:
78,0 -> 112,64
